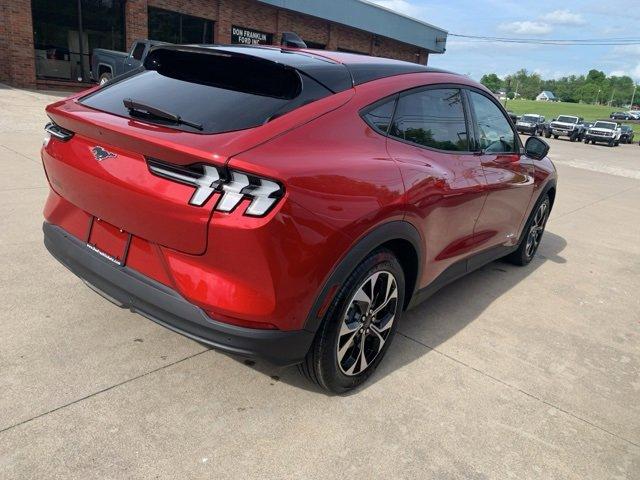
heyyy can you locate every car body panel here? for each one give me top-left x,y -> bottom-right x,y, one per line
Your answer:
41,51 -> 557,361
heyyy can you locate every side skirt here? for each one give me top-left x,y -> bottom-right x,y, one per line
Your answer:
406,244 -> 517,310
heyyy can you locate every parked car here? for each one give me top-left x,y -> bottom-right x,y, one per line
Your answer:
584,120 -> 622,146
91,39 -> 166,85
516,114 -> 545,136
42,44 -> 557,393
626,111 -> 640,120
546,115 -> 586,141
610,112 -> 633,120
620,125 -> 635,143
506,111 -> 518,124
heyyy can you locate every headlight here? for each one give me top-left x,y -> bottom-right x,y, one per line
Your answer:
148,159 -> 284,217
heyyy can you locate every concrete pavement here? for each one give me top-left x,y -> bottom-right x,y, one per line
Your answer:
0,85 -> 638,479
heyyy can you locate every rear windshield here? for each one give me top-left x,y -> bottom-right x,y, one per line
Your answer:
80,48 -> 332,134
593,121 -> 617,130
556,115 -> 578,123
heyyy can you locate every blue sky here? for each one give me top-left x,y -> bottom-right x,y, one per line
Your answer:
369,0 -> 640,82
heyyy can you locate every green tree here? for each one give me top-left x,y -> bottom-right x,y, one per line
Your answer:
480,73 -> 503,93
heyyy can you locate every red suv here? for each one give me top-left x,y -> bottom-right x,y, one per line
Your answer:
42,45 -> 556,392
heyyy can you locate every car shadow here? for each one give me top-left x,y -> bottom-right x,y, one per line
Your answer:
225,230 -> 567,395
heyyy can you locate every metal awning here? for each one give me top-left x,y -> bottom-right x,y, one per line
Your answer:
257,0 -> 448,53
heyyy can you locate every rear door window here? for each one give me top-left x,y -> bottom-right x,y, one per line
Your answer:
80,48 -> 333,134
390,88 -> 469,151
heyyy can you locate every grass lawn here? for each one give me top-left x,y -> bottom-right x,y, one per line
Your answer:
502,99 -> 640,135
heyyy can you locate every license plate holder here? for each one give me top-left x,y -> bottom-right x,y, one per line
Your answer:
86,217 -> 131,266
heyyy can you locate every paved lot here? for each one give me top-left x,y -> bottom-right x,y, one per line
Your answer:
0,84 -> 639,479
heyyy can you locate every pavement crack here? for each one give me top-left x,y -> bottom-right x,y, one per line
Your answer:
396,331 -> 640,450
0,348 -> 211,435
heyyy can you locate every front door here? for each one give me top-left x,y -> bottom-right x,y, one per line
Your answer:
466,90 -> 535,251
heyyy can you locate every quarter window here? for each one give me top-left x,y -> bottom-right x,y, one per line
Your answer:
468,91 -> 516,153
363,99 -> 396,134
390,89 -> 469,151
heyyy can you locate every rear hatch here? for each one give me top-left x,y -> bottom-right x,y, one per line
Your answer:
43,46 -> 353,254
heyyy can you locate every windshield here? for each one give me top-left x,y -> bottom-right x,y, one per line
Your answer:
521,115 -> 539,122
593,121 -> 617,130
556,115 -> 577,124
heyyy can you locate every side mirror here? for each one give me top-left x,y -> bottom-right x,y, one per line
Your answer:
525,136 -> 549,160
281,32 -> 307,48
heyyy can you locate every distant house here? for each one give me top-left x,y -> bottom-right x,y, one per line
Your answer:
496,90 -> 508,100
536,91 -> 557,102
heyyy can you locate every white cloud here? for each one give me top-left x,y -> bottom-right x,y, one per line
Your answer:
498,21 -> 552,35
540,10 -> 585,26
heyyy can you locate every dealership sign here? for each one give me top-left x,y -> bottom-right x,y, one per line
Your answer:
231,26 -> 273,45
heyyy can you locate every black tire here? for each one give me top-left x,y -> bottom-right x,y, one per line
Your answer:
608,139 -> 614,147
504,195 -> 551,266
299,249 -> 405,393
98,72 -> 112,85
569,135 -> 576,142
553,135 -> 559,139
544,132 -> 551,138
584,138 -> 590,144
592,140 -> 596,145
614,140 -> 620,147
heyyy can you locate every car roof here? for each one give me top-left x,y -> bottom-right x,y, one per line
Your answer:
161,44 -> 460,93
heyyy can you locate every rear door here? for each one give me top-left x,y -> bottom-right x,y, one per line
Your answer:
466,89 -> 535,251
385,86 -> 487,282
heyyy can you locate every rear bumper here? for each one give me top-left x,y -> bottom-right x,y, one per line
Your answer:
43,222 -> 314,366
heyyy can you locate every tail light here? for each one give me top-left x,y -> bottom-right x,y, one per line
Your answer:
147,159 -> 284,217
44,122 -> 74,146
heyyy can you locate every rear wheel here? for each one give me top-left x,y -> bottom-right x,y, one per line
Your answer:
553,135 -> 559,139
544,131 -> 551,138
299,250 -> 405,393
505,195 -> 550,266
608,139 -> 615,147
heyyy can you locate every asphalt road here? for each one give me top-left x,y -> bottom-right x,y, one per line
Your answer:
1,84 -> 639,479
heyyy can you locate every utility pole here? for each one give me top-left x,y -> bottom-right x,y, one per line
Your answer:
595,88 -> 601,105
608,88 -> 615,107
631,84 -> 637,109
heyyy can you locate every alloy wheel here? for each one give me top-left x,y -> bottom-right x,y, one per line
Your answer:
525,200 -> 549,258
336,270 -> 398,376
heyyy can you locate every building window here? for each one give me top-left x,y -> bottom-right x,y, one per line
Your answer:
304,40 -> 326,49
231,26 -> 273,45
148,7 -> 214,44
32,0 -> 125,82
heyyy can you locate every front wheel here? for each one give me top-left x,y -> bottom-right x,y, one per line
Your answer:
505,195 -> 550,266
553,135 -> 559,139
544,131 -> 551,138
299,250 -> 405,393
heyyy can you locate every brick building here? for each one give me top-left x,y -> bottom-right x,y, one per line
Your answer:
0,0 -> 447,90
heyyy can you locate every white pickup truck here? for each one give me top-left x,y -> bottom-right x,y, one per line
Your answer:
545,115 -> 586,142
583,121 -> 622,147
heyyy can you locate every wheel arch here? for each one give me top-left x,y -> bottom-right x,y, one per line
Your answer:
304,220 -> 423,333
